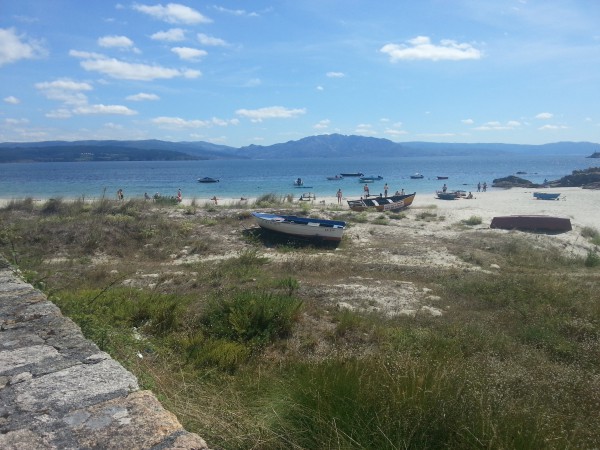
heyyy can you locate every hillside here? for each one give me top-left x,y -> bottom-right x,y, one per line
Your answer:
1,135 -> 599,162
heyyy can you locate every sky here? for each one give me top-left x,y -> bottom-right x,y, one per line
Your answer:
1,0 -> 599,147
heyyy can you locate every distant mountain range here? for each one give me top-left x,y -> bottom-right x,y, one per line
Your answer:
1,134 -> 599,163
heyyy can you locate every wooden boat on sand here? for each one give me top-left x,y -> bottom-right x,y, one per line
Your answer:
436,191 -> 459,200
533,192 -> 561,200
347,192 -> 415,212
252,212 -> 346,242
490,215 -> 572,232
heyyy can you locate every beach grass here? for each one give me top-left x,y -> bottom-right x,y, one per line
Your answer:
1,197 -> 599,449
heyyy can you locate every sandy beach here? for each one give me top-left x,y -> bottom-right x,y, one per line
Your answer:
2,187 -> 598,230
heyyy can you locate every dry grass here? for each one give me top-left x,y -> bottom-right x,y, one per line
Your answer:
1,197 -> 599,449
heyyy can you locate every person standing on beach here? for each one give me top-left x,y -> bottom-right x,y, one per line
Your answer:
384,183 -> 389,197
364,184 -> 370,198
177,189 -> 182,203
483,182 -> 487,192
117,188 -> 123,200
442,183 -> 447,193
336,188 -> 343,204
477,182 -> 481,192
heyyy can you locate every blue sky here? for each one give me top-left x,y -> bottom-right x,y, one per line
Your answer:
1,0 -> 599,147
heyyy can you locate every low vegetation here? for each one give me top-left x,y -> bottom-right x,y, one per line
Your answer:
1,197 -> 599,449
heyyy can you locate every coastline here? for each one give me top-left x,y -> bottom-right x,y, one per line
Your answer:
1,186 -> 598,230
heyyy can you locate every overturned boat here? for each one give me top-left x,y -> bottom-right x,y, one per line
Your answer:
490,215 -> 572,232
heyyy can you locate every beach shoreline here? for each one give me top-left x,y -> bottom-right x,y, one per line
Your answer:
1,186 -> 598,229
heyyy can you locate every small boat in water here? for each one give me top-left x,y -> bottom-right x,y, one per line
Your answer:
490,215 -> 572,232
252,212 -> 346,242
347,192 -> 416,212
358,175 -> 383,183
437,176 -> 449,180
326,175 -> 344,180
340,172 -> 364,177
198,177 -> 219,183
410,173 -> 424,179
533,192 -> 561,201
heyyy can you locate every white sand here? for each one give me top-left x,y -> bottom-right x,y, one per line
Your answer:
1,187 -> 598,230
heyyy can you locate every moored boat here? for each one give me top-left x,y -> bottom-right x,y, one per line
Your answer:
198,177 -> 219,183
340,172 -> 364,177
533,192 -> 561,200
437,176 -> 448,180
326,175 -> 344,180
347,192 -> 416,212
358,175 -> 383,183
410,173 -> 424,179
252,212 -> 346,242
490,215 -> 572,232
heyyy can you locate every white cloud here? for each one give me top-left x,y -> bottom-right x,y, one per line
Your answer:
326,71 -> 345,78
150,28 -> 185,41
380,36 -> 482,62
5,118 -> 29,125
35,78 -> 93,106
171,46 -> 207,61
46,109 -> 72,119
539,124 -> 567,130
133,3 -> 211,24
70,50 -> 201,80
385,128 -> 408,137
535,112 -> 553,120
474,120 -> 521,131
98,35 -> 134,49
4,96 -> 20,104
126,92 -> 160,101
73,104 -> 137,115
212,5 -> 259,17
197,33 -> 227,46
235,106 -> 306,122
314,119 -> 330,130
243,78 -> 261,87
0,27 -> 46,67
461,118 -> 474,125
151,116 -> 236,128
316,85 -> 324,91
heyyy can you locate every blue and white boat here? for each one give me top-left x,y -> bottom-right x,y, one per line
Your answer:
252,212 -> 346,242
533,192 -> 561,200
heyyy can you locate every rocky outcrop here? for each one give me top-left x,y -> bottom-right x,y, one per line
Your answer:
491,175 -> 540,188
547,167 -> 600,189
0,257 -> 210,450
587,152 -> 600,158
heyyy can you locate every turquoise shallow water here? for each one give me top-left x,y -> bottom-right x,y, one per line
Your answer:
0,154 -> 595,201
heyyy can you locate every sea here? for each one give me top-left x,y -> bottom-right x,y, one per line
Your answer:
0,154 -> 596,201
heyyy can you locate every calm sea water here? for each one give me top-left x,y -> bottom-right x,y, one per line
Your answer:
0,155 -> 595,201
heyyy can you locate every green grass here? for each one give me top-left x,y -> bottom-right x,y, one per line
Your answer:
2,198 -> 599,449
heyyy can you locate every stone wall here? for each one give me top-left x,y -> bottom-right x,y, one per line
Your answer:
0,257 -> 210,449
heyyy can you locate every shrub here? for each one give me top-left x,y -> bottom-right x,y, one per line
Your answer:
200,290 -> 303,346
585,250 -> 600,267
462,215 -> 482,226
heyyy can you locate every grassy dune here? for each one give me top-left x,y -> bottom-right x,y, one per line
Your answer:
1,197 -> 599,449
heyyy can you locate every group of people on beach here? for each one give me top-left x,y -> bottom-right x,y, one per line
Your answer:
360,182 -> 403,199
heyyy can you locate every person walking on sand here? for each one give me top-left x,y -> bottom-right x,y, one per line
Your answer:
116,188 -> 123,200
477,182 -> 481,192
177,189 -> 182,203
336,188 -> 343,204
211,196 -> 218,205
384,183 -> 389,197
483,182 -> 487,192
363,183 -> 370,198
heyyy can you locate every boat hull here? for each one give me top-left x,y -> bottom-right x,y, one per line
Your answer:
198,177 -> 219,183
490,215 -> 572,232
347,193 -> 415,212
252,212 -> 346,242
533,192 -> 561,200
340,172 -> 364,177
436,191 -> 459,200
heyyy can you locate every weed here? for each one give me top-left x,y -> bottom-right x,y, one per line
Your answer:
585,250 -> 600,267
462,215 -> 483,226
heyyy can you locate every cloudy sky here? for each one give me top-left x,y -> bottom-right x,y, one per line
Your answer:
1,0 -> 599,147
